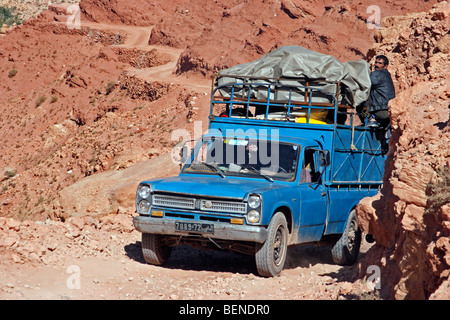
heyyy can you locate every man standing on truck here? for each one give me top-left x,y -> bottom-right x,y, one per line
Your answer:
367,55 -> 396,130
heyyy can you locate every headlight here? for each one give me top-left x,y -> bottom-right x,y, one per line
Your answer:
248,195 -> 261,208
138,199 -> 151,214
247,210 -> 260,223
138,184 -> 151,198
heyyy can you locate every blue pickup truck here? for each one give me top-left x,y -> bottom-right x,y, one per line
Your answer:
133,76 -> 385,277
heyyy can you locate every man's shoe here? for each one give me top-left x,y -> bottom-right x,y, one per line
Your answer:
367,118 -> 379,128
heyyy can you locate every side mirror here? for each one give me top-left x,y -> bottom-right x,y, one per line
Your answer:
319,150 -> 331,168
171,140 -> 192,167
180,144 -> 189,164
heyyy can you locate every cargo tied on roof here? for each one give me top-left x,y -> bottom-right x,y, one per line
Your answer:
216,46 -> 371,109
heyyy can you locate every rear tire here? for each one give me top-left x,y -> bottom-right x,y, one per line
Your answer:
141,233 -> 172,265
331,209 -> 361,265
255,212 -> 288,277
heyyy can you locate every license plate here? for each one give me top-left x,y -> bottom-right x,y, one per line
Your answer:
175,221 -> 214,234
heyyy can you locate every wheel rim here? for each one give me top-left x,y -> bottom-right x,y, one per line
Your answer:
273,226 -> 286,266
347,220 -> 357,251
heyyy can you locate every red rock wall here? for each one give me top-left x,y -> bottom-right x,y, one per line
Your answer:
356,2 -> 449,300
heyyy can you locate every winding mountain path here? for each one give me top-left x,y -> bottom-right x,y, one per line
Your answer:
79,20 -> 211,91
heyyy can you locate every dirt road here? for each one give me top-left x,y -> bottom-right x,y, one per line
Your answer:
78,20 -> 210,90
0,213 -> 377,301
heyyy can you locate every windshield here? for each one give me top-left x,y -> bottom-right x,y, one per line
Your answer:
182,137 -> 300,182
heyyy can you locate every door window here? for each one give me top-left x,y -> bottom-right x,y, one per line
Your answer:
300,149 -> 320,183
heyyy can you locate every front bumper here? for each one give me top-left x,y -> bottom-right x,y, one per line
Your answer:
133,216 -> 267,243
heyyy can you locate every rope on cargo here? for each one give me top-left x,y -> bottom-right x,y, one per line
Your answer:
351,114 -> 358,151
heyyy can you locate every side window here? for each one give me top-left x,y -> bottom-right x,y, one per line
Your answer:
300,149 -> 320,183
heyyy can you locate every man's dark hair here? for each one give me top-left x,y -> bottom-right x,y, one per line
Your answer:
376,55 -> 389,66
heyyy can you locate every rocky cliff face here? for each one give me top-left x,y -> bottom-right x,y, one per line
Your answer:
356,2 -> 450,300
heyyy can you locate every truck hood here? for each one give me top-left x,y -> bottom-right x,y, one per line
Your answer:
148,175 -> 285,199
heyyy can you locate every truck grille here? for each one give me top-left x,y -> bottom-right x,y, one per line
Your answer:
200,200 -> 247,213
152,194 -> 246,214
152,195 -> 195,209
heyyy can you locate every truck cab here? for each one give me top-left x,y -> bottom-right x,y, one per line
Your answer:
133,76 -> 385,277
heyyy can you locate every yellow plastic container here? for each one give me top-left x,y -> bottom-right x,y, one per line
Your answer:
295,117 -> 327,124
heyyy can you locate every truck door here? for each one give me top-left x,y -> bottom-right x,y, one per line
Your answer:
297,148 -> 329,243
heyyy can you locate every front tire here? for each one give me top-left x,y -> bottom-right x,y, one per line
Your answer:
141,233 -> 172,265
331,209 -> 361,265
255,212 -> 288,277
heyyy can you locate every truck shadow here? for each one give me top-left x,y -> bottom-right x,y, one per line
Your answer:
124,241 -> 365,276
284,243 -> 335,268
125,241 -> 257,274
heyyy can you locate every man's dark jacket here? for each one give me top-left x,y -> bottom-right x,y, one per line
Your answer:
368,68 -> 395,112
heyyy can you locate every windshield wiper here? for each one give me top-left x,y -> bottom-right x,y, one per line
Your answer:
201,162 -> 226,178
241,164 -> 273,182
